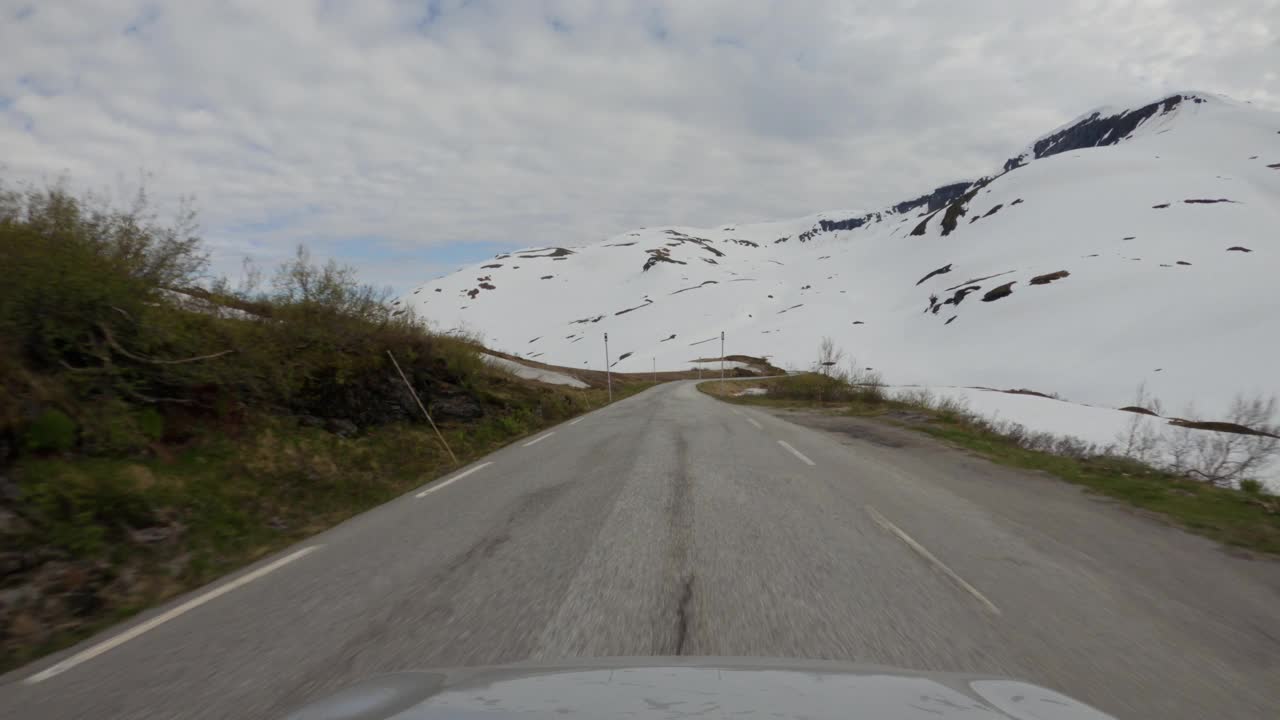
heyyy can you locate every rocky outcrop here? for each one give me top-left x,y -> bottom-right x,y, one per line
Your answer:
1004,94 -> 1202,171
818,216 -> 870,232
428,392 -> 484,421
893,181 -> 974,215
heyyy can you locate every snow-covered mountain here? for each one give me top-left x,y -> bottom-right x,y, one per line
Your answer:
403,93 -> 1279,417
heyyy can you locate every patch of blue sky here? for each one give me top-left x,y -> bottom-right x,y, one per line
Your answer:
124,5 -> 162,36
224,205 -> 322,235
332,237 -> 520,266
645,8 -> 669,42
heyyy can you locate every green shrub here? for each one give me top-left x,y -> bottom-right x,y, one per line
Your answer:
79,400 -> 163,455
1239,478 -> 1264,495
496,410 -> 531,436
19,460 -> 154,555
137,406 -> 164,441
0,179 -> 510,459
23,409 -> 76,453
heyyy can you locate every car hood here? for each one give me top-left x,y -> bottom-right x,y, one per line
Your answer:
281,657 -> 1117,720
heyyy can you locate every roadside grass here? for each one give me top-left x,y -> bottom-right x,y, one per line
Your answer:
0,179 -> 666,672
699,376 -> 1280,556
914,419 -> 1280,555
2,379 -> 652,673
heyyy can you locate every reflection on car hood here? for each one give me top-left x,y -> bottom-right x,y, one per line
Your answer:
282,657 -> 1118,720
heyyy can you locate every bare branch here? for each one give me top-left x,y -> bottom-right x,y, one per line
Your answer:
98,323 -> 235,365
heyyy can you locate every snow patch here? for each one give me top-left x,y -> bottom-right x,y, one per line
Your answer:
482,354 -> 589,388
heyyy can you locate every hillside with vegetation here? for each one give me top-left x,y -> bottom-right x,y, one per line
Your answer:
0,181 -> 635,670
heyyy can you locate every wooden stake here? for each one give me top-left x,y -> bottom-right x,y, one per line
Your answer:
387,350 -> 458,465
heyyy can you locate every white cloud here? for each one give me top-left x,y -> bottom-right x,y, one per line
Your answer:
1,0 -> 1277,289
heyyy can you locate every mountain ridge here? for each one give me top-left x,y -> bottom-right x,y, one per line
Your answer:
404,91 -> 1278,417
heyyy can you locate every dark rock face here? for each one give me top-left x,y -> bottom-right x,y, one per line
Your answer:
129,526 -> 179,545
1004,94 -> 1198,171
916,264 -> 953,286
516,247 -> 574,258
943,285 -> 982,307
325,418 -> 358,438
0,472 -> 19,503
940,188 -> 979,236
982,282 -> 1016,302
0,551 -> 30,579
0,507 -> 29,536
614,299 -> 654,316
893,181 -> 974,215
818,217 -> 868,232
429,393 -> 484,421
1029,270 -> 1070,285
643,248 -> 687,271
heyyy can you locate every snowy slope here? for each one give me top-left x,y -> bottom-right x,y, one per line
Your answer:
402,92 -> 1279,419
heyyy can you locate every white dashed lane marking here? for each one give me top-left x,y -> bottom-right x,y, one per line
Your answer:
416,462 -> 494,498
523,432 -> 556,447
866,506 -> 1001,616
777,440 -> 816,466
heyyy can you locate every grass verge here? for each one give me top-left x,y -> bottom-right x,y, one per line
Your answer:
1,379 -> 653,673
699,377 -> 1280,556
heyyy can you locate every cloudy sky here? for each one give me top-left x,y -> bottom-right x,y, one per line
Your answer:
2,1 -> 1277,292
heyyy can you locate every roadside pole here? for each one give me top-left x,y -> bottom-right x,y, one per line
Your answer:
720,331 -> 725,389
652,357 -> 656,383
387,350 -> 458,465
604,332 -> 612,402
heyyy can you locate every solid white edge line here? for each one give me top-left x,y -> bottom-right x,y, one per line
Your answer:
866,506 -> 1002,616
746,417 -> 763,430
568,417 -> 584,426
24,545 -> 323,684
415,461 -> 494,498
777,440 -> 816,466
523,431 -> 555,447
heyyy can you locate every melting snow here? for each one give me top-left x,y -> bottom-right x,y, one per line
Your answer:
406,93 -> 1278,423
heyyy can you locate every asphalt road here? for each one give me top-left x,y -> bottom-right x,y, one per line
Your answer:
3,381 -> 1279,719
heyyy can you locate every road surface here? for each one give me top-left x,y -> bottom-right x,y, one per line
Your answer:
3,381 -> 1278,719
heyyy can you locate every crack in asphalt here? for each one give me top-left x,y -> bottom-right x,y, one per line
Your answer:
673,575 -> 695,655
666,434 -> 697,655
